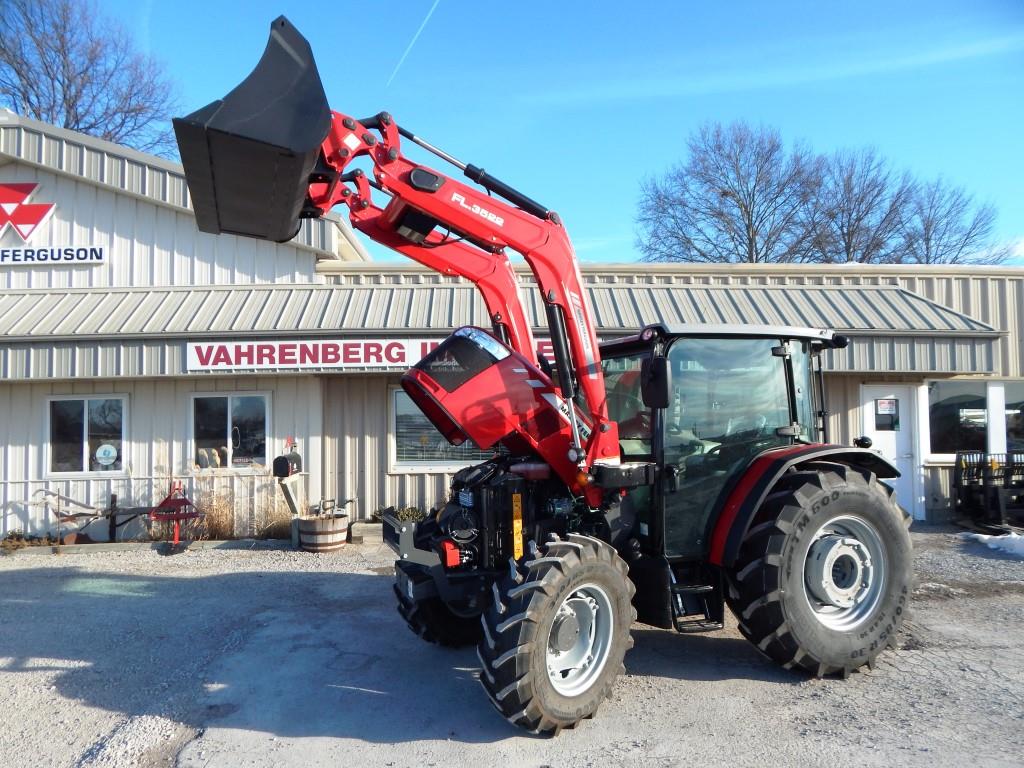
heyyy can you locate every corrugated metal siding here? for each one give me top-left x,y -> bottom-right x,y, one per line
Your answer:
583,266 -> 1021,377
0,166 -> 323,289
0,114 -> 348,263
825,335 -> 995,374
0,376 -> 323,536
823,374 -> 861,448
877,272 -> 1023,379
316,372 -> 966,523
0,339 -> 425,381
0,279 -> 999,379
0,334 -> 996,382
321,265 -> 1022,377
323,375 -> 451,521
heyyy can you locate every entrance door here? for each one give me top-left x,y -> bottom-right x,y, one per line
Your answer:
861,385 -> 917,518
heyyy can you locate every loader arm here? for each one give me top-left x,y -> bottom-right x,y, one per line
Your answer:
310,110 -> 617,465
172,16 -> 622,501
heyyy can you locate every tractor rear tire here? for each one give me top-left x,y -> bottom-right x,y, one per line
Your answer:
393,583 -> 483,648
726,464 -> 912,677
477,534 -> 635,735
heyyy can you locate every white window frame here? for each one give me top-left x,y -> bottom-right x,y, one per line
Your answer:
921,380 -> 1010,465
1003,380 -> 1024,453
45,394 -> 129,478
189,391 -> 272,474
388,387 -> 490,474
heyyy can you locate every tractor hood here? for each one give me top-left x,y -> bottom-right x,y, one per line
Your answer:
172,16 -> 331,243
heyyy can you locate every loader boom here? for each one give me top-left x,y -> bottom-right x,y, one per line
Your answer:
317,111 -> 623,491
173,16 -> 620,503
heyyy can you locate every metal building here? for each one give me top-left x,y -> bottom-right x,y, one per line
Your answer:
1,112 -> 1021,536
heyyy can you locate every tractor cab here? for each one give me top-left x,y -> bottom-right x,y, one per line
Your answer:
601,324 -> 844,562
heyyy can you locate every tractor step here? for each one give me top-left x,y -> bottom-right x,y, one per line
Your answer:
669,574 -> 725,634
671,583 -> 714,595
673,617 -> 725,633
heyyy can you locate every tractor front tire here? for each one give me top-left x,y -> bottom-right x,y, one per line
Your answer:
394,583 -> 482,648
727,464 -> 912,677
477,534 -> 635,735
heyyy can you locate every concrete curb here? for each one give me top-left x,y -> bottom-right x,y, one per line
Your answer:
3,522 -> 387,556
2,538 -> 295,556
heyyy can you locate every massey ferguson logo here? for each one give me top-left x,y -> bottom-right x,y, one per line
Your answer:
0,182 -> 55,242
0,182 -> 105,266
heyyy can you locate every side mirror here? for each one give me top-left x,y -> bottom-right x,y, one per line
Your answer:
853,436 -> 873,449
641,356 -> 671,409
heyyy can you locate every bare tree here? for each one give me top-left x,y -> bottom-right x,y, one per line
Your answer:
0,0 -> 178,156
638,121 -> 1014,266
637,122 -> 818,263
806,148 -> 914,263
899,178 -> 1009,264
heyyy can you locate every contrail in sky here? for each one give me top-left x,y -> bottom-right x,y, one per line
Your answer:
386,0 -> 443,87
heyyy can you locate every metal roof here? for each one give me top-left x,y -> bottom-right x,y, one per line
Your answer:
0,282 -> 997,342
0,280 -> 1001,379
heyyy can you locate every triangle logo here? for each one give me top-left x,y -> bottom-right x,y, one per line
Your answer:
0,182 -> 56,243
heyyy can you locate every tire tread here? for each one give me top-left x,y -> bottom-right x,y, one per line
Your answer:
394,583 -> 482,648
477,534 -> 635,735
725,466 -> 909,678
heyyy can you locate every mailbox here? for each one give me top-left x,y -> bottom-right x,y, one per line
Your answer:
273,448 -> 302,478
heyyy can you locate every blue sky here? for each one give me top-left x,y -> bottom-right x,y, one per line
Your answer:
102,0 -> 1024,265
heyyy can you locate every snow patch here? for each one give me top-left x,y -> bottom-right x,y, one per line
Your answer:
965,532 -> 1024,559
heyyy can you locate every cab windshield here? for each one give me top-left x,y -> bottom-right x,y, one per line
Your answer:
667,337 -> 792,452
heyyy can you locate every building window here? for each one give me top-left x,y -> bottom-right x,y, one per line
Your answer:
927,381 -> 987,454
1007,382 -> 1024,452
49,397 -> 125,472
392,389 -> 490,468
193,395 -> 268,469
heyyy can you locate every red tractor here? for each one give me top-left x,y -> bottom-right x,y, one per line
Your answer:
175,17 -> 913,735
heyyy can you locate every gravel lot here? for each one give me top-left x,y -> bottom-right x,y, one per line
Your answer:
1,525 -> 1022,768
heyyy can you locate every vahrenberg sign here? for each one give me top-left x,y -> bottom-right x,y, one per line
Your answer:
187,339 -> 442,371
187,337 -> 560,372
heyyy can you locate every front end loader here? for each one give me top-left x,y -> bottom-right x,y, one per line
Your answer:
174,17 -> 913,735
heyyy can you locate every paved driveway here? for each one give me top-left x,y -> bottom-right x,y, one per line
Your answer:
0,527 -> 1021,768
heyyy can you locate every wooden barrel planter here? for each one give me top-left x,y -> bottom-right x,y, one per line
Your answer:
297,514 -> 349,553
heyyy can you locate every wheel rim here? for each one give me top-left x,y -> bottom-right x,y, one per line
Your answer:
801,515 -> 886,631
546,583 -> 613,697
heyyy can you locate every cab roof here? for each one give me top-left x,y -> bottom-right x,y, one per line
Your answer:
601,323 -> 844,353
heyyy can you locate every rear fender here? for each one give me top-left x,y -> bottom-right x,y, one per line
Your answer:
707,444 -> 899,568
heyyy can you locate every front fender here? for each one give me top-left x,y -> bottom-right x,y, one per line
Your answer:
707,444 -> 899,568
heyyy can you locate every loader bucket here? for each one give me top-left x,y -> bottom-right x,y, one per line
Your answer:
173,16 -> 332,243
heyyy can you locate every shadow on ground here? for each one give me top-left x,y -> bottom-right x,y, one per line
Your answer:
0,562 -> 796,745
